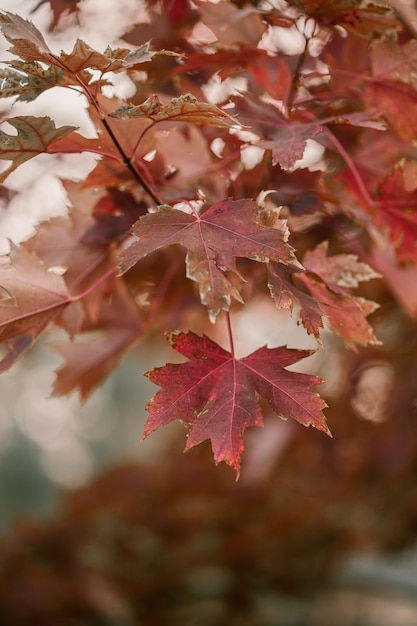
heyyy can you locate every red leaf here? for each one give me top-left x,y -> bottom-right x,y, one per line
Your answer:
268,263 -> 324,339
54,280 -> 143,399
0,62 -> 67,103
111,93 -> 238,129
301,243 -> 381,348
144,331 -> 329,474
24,207 -> 114,334
120,199 -> 298,320
375,164 -> 417,264
0,11 -> 57,65
291,0 -> 398,38
363,82 -> 417,143
258,122 -> 323,170
268,243 -> 381,348
0,12 -> 173,74
83,189 -> 148,245
0,245 -> 70,371
196,0 -> 266,46
44,0 -> 81,30
0,116 -> 76,182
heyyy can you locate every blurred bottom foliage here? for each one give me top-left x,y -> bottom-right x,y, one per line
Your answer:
1,395 -> 417,625
2,306 -> 417,625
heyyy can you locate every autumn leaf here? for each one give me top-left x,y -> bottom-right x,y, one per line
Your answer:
54,280 -> 143,399
0,62 -> 66,102
111,93 -> 238,129
23,207 -> 118,335
303,243 -> 380,347
268,243 -> 381,348
144,330 -> 329,474
0,12 -> 174,76
0,11 -> 58,66
370,39 -> 417,84
43,0 -> 81,30
267,263 -> 324,340
374,164 -> 417,264
195,0 -> 266,46
0,115 -> 76,182
120,199 -> 298,320
0,246 -> 71,372
291,0 -> 399,38
58,40 -> 175,74
259,122 -> 323,171
363,82 -> 417,143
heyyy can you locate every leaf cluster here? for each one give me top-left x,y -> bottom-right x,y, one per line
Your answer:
0,0 -> 412,474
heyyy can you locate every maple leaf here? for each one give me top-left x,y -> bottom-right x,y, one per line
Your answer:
0,62 -> 66,102
54,280 -> 143,399
374,164 -> 417,264
369,39 -> 417,84
111,94 -> 238,129
42,0 -> 81,30
0,12 -> 174,77
259,122 -> 323,171
82,188 -> 148,245
268,243 -> 381,348
120,199 -> 298,320
0,245 -> 71,372
267,263 -> 324,339
58,40 -> 175,74
23,207 -> 115,334
144,330 -> 329,474
233,95 -> 385,171
0,11 -> 58,65
0,115 -> 76,182
195,0 -> 266,46
291,0 -> 399,38
363,82 -> 417,144
230,96 -> 322,170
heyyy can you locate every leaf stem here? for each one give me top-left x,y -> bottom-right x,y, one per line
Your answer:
324,127 -> 375,209
286,41 -> 308,115
143,256 -> 182,331
99,114 -> 163,205
226,311 -> 235,357
77,77 -> 163,205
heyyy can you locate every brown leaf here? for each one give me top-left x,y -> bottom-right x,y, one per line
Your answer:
0,116 -> 76,182
111,93 -> 238,129
54,280 -> 142,399
0,245 -> 70,371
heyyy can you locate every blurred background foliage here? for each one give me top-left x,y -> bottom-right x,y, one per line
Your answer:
2,0 -> 417,624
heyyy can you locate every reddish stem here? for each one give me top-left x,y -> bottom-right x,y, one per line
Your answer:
324,127 -> 375,209
226,311 -> 235,358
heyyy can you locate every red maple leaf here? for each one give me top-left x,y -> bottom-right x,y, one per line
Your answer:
0,116 -> 76,183
54,280 -> 143,399
120,199 -> 298,320
268,243 -> 380,348
374,164 -> 417,264
144,331 -> 329,474
0,245 -> 71,371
